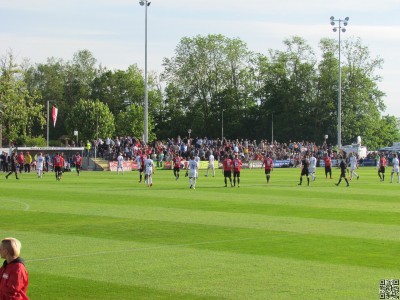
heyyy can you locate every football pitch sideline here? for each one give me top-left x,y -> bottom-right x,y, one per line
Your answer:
1,167 -> 399,300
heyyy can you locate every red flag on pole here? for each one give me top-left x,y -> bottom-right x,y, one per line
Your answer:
52,106 -> 58,128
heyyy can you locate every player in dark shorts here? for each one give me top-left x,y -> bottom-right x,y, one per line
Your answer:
262,153 -> 274,184
378,155 -> 387,181
5,153 -> 19,180
323,153 -> 332,179
232,154 -> 242,187
74,152 -> 82,176
335,158 -> 350,187
222,155 -> 233,187
53,153 -> 63,181
139,154 -> 146,183
173,153 -> 181,180
298,155 -> 310,186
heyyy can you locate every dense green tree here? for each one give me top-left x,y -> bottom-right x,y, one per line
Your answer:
91,65 -> 162,139
0,52 -> 45,145
64,50 -> 99,104
339,37 -> 385,145
65,99 -> 115,142
362,115 -> 400,149
312,38 -> 340,145
115,104 -> 156,141
24,57 -> 66,140
253,35 -> 391,148
162,34 -> 257,138
91,65 -> 144,116
156,82 -> 188,139
24,50 -> 102,140
255,36 -> 317,142
2,34 -> 398,149
25,57 -> 65,102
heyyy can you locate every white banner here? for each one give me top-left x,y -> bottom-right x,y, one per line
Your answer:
109,161 -> 132,172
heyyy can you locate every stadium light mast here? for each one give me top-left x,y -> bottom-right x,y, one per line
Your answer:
0,103 -> 5,148
330,16 -> 349,148
139,0 -> 151,144
221,110 -> 224,142
271,112 -> 274,143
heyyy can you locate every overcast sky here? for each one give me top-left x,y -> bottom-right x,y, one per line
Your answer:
1,0 -> 399,117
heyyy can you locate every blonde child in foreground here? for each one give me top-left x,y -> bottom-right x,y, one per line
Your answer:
0,238 -> 29,299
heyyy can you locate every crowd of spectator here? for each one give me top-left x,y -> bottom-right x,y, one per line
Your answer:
2,135 -> 398,172
83,135 -> 341,165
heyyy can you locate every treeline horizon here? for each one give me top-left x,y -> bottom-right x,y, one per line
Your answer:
0,34 -> 399,149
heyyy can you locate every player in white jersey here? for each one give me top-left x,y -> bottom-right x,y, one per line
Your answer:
349,153 -> 359,180
205,151 -> 215,177
187,155 -> 198,189
116,153 -> 124,175
36,152 -> 44,178
144,157 -> 154,187
194,152 -> 200,179
135,153 -> 142,181
390,153 -> 399,183
135,154 -> 141,170
308,154 -> 317,181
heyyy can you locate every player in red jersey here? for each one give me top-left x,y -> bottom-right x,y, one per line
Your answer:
74,152 -> 82,176
172,153 -> 181,180
261,153 -> 274,184
139,154 -> 146,183
222,155 -> 233,187
60,152 -> 65,171
232,154 -> 242,187
53,152 -> 63,181
16,152 -> 24,174
323,153 -> 332,179
378,155 -> 387,181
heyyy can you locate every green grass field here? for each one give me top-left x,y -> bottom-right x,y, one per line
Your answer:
1,167 -> 399,300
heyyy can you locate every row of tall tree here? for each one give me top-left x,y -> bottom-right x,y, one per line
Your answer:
0,34 -> 399,149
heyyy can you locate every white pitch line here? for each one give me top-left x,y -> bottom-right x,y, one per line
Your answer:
28,236 -> 264,263
3,199 -> 30,211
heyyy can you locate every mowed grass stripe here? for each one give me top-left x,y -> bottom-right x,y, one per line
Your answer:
3,173 -> 400,226
29,273 -> 220,300
4,211 -> 400,270
4,167 -> 399,204
3,196 -> 400,242
2,168 -> 399,299
14,231 -> 396,300
5,193 -> 400,226
4,190 -> 400,215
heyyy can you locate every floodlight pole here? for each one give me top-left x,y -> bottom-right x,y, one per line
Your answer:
337,25 -> 342,149
139,0 -> 151,144
0,103 -> 5,148
330,16 -> 349,148
221,110 -> 224,142
271,112 -> 274,143
0,112 -> 2,148
47,101 -> 49,147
